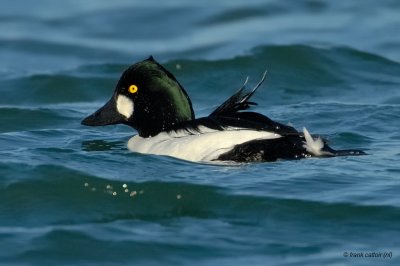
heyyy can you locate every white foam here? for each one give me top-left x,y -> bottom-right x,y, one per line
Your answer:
127,126 -> 282,162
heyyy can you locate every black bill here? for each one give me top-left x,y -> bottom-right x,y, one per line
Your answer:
81,97 -> 125,126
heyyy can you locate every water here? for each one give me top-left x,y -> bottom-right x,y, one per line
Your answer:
1,1 -> 400,265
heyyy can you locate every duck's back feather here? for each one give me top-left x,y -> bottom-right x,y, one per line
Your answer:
169,112 -> 298,136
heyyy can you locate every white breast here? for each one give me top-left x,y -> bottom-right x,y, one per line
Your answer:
127,126 -> 282,162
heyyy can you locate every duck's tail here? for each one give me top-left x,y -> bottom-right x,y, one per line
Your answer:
302,127 -> 366,157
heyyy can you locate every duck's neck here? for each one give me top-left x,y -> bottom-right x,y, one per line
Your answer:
130,93 -> 195,138
133,113 -> 192,138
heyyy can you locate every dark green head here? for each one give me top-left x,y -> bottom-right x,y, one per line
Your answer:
81,56 -> 195,137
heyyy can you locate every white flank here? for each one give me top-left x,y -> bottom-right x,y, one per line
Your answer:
127,126 -> 282,162
116,95 -> 134,118
302,127 -> 331,156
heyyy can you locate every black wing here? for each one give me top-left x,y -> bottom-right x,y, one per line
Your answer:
171,112 -> 298,135
206,70 -> 298,135
170,70 -> 298,135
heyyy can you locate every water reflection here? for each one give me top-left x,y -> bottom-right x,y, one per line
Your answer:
81,139 -> 125,151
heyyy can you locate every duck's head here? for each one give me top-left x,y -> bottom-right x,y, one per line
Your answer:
81,56 -> 195,137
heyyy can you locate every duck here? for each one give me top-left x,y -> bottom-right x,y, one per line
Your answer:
81,56 -> 365,163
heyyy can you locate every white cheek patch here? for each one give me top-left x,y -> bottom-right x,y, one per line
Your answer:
116,95 -> 134,118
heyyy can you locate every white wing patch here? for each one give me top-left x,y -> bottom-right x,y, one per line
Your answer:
116,95 -> 134,118
127,126 -> 282,162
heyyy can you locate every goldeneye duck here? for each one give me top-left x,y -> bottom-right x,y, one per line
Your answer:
81,56 -> 365,162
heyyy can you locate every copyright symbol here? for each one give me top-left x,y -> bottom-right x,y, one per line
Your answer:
343,252 -> 349,257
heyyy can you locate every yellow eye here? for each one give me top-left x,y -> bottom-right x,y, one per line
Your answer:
128,84 -> 138,94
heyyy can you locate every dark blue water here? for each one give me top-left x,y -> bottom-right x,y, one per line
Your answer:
1,1 -> 400,265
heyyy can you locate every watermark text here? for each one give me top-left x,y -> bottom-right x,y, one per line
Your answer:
343,251 -> 392,259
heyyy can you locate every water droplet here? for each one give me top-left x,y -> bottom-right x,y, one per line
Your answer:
176,194 -> 182,200
112,192 -> 117,196
122,184 -> 127,188
84,183 -> 89,187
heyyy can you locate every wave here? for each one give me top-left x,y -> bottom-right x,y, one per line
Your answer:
2,44 -> 399,107
1,164 -> 399,226
1,159 -> 400,264
0,106 -> 72,133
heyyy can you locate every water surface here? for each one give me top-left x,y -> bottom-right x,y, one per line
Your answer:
1,1 -> 400,265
